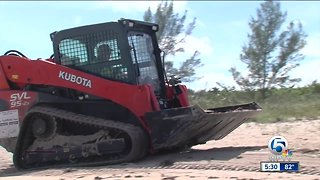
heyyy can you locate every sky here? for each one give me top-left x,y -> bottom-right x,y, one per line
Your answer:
0,1 -> 319,91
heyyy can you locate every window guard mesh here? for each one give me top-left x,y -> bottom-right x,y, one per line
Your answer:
58,30 -> 128,82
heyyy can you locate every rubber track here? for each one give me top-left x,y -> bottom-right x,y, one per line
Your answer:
16,106 -> 148,169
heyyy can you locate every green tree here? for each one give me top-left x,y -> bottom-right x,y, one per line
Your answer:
230,0 -> 307,99
143,1 -> 202,82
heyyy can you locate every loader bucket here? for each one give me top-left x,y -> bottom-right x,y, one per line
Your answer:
145,102 -> 262,150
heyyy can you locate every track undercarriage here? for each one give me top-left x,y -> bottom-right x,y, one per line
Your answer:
2,102 -> 261,170
13,106 -> 148,169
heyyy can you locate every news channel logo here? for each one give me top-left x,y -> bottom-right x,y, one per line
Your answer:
268,136 -> 293,161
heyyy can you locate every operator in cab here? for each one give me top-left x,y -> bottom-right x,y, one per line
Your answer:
95,44 -> 112,62
94,43 -> 128,81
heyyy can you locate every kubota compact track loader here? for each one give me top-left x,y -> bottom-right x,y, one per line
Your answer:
0,19 -> 262,169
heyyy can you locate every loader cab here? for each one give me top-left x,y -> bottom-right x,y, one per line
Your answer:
51,19 -> 166,99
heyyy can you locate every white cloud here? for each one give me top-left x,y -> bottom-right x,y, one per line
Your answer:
290,58 -> 320,86
302,33 -> 320,58
164,34 -> 214,68
185,71 -> 237,91
184,53 -> 244,91
294,33 -> 320,85
92,1 -> 187,14
173,35 -> 214,58
196,19 -> 207,28
183,36 -> 214,56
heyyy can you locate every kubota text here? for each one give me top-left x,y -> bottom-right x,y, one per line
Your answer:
58,71 -> 92,88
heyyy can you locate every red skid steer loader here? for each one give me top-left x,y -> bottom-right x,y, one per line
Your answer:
0,19 -> 261,169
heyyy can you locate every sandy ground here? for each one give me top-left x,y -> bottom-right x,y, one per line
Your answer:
0,119 -> 319,180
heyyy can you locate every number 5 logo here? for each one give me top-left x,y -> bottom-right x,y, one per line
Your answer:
268,136 -> 288,155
